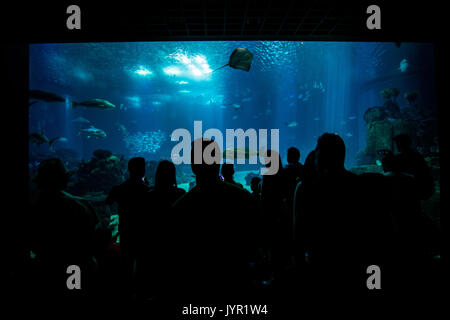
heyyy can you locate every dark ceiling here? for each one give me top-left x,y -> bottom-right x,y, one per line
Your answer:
2,0 -> 443,42
123,0 -> 360,38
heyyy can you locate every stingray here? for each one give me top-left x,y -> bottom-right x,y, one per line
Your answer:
211,48 -> 254,72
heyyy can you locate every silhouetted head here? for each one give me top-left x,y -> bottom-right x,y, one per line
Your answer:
128,157 -> 145,179
394,134 -> 412,153
251,176 -> 261,193
287,147 -> 300,164
221,163 -> 235,181
315,133 -> 346,174
34,158 -> 71,191
191,138 -> 221,183
155,160 -> 177,190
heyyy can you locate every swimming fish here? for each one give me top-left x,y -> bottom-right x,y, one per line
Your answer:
72,99 -> 115,110
348,116 -> 357,120
231,104 -> 241,110
211,48 -> 254,72
116,122 -> 128,136
29,131 -> 59,152
285,121 -> 298,127
345,132 -> 353,137
71,116 -> 90,124
313,117 -> 320,121
399,58 -> 409,72
56,137 -> 68,143
78,126 -> 107,139
29,90 -> 65,103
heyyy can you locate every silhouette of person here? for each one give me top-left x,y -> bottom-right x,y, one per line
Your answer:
106,157 -> 150,298
29,158 -> 98,296
381,148 -> 441,291
250,176 -> 262,200
171,138 -> 257,299
293,150 -> 317,265
260,150 -> 291,280
221,162 -> 244,188
294,133 -> 368,290
137,160 -> 186,300
283,147 -> 304,207
393,133 -> 434,199
381,150 -> 439,261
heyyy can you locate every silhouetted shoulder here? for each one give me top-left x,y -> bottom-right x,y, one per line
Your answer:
173,181 -> 250,209
222,180 -> 248,193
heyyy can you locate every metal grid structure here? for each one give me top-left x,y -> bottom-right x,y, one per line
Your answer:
117,0 -> 366,39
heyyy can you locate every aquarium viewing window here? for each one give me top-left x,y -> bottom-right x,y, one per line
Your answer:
29,41 -> 439,192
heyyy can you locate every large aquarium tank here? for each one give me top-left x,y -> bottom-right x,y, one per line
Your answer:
28,41 -> 440,216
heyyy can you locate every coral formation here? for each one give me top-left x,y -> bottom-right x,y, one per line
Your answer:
68,149 -> 127,195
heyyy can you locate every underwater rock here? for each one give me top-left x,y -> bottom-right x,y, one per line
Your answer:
93,149 -> 113,159
383,100 -> 401,118
68,150 -> 126,195
349,164 -> 384,175
364,107 -> 386,124
368,119 -> 394,153
392,118 -> 416,141
404,91 -> 418,105
380,88 -> 400,102
355,149 -> 376,166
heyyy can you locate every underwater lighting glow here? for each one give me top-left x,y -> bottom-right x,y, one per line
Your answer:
165,51 -> 212,80
163,66 -> 182,76
178,90 -> 191,93
193,55 -> 207,64
188,64 -> 203,77
200,63 -> 212,73
134,66 -> 152,76
173,52 -> 192,65
74,68 -> 92,81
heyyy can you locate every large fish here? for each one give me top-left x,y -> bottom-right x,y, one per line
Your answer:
116,122 -> 128,136
29,90 -> 65,103
71,116 -> 91,124
211,48 -> 254,73
29,131 -> 60,151
72,99 -> 115,110
78,126 -> 107,139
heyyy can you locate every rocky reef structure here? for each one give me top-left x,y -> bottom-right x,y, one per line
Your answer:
352,88 -> 440,224
68,149 -> 127,195
356,88 -> 439,166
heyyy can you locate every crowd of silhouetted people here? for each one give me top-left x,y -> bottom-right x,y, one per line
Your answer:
20,132 -> 441,305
